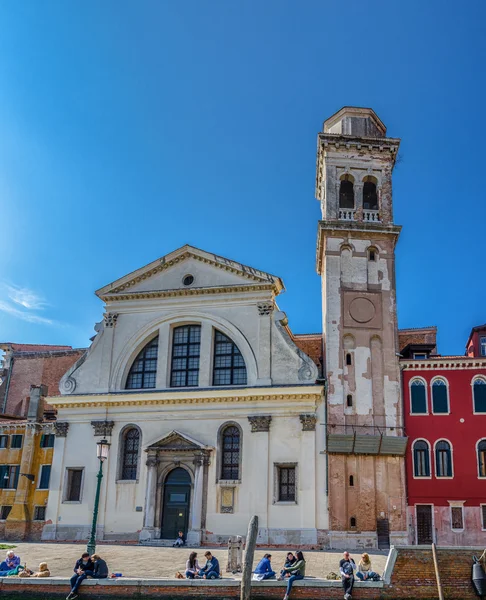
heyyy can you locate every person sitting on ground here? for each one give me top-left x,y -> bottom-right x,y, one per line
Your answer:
279,552 -> 296,579
33,562 -> 51,577
173,530 -> 186,547
185,552 -> 201,579
339,551 -> 356,600
356,553 -> 378,581
0,550 -> 20,571
253,553 -> 276,580
197,551 -> 220,579
91,554 -> 109,580
66,552 -> 94,600
280,550 -> 305,600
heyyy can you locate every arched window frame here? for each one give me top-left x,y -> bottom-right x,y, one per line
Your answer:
212,330 -> 247,386
125,336 -> 159,390
434,439 -> 453,478
216,422 -> 243,483
477,439 -> 486,478
409,377 -> 428,415
368,246 -> 378,262
362,176 -> 379,210
472,376 -> 486,414
117,425 -> 142,482
412,439 -> 431,478
339,174 -> 355,209
431,377 -> 450,415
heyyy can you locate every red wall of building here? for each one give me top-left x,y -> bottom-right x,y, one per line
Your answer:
403,365 -> 486,506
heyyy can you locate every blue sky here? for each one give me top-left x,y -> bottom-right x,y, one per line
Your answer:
0,0 -> 484,355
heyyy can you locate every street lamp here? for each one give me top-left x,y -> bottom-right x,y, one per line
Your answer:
87,438 -> 110,555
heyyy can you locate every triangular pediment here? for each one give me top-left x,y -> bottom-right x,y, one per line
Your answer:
147,430 -> 210,452
96,245 -> 284,300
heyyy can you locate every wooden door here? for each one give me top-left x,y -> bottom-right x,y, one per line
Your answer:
416,505 -> 433,544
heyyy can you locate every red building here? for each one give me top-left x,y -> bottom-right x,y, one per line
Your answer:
401,326 -> 486,545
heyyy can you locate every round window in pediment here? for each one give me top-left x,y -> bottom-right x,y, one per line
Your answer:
182,274 -> 194,286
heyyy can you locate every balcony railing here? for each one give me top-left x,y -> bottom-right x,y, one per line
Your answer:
338,209 -> 356,221
363,210 -> 381,222
326,424 -> 408,456
337,209 -> 381,223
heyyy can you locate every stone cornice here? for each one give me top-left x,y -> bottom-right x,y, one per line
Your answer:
318,132 -> 400,153
401,357 -> 486,370
48,385 -> 323,410
100,283 -> 276,303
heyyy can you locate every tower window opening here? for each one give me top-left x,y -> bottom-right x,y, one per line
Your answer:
349,475 -> 354,487
346,353 -> 352,366
347,394 -> 353,407
369,249 -> 376,262
350,517 -> 357,528
339,178 -> 355,209
363,179 -> 378,210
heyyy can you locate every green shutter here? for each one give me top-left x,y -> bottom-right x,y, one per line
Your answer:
432,383 -> 448,413
411,383 -> 427,414
474,382 -> 486,413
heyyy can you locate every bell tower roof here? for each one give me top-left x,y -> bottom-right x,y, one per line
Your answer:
323,106 -> 387,138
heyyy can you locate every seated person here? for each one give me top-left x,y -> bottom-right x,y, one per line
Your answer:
198,551 -> 220,579
279,553 -> 296,579
66,552 -> 94,600
356,553 -> 378,581
91,554 -> 109,579
339,551 -> 356,600
281,551 -> 306,600
253,553 -> 276,580
185,552 -> 201,579
0,550 -> 20,571
173,531 -> 186,547
33,563 -> 51,578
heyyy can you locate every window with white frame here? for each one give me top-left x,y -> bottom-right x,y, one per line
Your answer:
435,440 -> 453,477
274,463 -> 297,503
413,440 -> 430,477
432,379 -> 449,414
0,436 -> 8,449
450,505 -> 464,531
480,337 -> 486,357
64,468 -> 84,502
410,379 -> 427,414
478,440 -> 486,478
413,353 -> 427,360
473,378 -> 486,413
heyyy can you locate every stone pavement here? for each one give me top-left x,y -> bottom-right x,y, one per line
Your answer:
2,542 -> 388,579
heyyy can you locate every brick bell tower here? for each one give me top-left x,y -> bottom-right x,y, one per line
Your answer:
316,107 -> 407,549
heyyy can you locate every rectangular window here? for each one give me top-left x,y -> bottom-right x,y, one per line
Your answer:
65,468 -> 83,502
0,506 -> 12,520
10,435 -> 23,449
33,506 -> 46,521
0,436 -> 8,449
0,466 -> 20,489
413,353 -> 427,360
481,337 -> 486,357
40,434 -> 55,448
411,381 -> 427,414
482,505 -> 486,530
170,325 -> 201,387
451,506 -> 464,530
38,465 -> 51,490
276,465 -> 296,502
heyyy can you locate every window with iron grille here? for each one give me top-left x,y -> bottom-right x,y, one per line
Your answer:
478,440 -> 486,478
0,436 -> 8,449
413,441 -> 430,477
40,434 -> 55,448
0,506 -> 12,520
213,331 -> 247,386
221,426 -> 240,480
473,378 -> 486,413
65,468 -> 83,502
126,337 -> 159,389
121,428 -> 140,480
277,465 -> 296,502
33,506 -> 46,521
451,506 -> 464,530
170,325 -> 201,387
435,441 -> 452,477
10,435 -> 23,449
38,465 -> 51,490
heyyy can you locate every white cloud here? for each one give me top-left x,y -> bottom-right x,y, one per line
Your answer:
0,300 -> 53,325
5,284 -> 47,310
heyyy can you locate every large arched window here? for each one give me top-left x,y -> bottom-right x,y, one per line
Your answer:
221,425 -> 241,480
432,378 -> 449,414
126,337 -> 159,389
435,440 -> 452,477
473,377 -> 486,413
363,177 -> 378,210
478,440 -> 486,478
339,177 -> 354,209
413,440 -> 430,477
213,331 -> 247,386
410,379 -> 427,414
170,325 -> 201,387
120,427 -> 140,480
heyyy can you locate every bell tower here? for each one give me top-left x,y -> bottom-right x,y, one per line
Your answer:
316,107 -> 407,548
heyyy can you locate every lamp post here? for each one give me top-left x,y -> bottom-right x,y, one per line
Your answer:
87,438 -> 110,555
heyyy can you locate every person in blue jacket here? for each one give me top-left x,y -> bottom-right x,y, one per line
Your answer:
253,553 -> 276,580
198,551 -> 220,579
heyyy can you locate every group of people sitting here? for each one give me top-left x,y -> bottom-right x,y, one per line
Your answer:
66,552 -> 109,600
253,551 -> 306,600
339,551 -> 379,599
185,551 -> 220,579
0,550 -> 49,578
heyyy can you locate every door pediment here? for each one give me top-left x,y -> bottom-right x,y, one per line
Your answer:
147,430 -> 211,453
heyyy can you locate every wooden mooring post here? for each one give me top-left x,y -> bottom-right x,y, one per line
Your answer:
241,515 -> 259,600
431,542 -> 444,600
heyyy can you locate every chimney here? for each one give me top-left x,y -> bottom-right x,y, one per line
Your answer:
28,384 -> 48,422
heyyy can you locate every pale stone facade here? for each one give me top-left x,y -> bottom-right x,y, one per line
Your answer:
316,107 -> 408,548
43,246 -> 326,545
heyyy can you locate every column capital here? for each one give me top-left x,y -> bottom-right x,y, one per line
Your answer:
257,302 -> 274,316
299,414 -> 317,431
248,415 -> 272,432
54,422 -> 69,437
103,313 -> 118,328
91,420 -> 115,437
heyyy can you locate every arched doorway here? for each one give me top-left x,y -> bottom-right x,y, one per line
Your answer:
161,467 -> 191,539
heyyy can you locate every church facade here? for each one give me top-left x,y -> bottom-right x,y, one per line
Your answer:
42,106 -> 409,548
